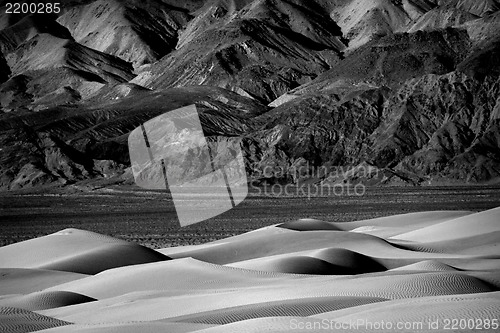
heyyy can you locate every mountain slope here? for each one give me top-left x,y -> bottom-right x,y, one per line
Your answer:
328,0 -> 414,50
0,0 -> 499,190
440,0 -> 500,17
407,6 -> 478,32
0,86 -> 267,190
56,0 -> 191,68
131,0 -> 346,103
0,33 -> 135,112
290,27 -> 471,94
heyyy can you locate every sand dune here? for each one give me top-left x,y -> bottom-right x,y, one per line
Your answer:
229,248 -> 387,275
0,207 -> 499,332
171,317 -> 332,333
342,210 -> 473,228
40,257 -> 310,298
183,293 -> 500,333
0,269 -> 88,295
389,260 -> 458,272
0,307 -> 70,333
229,255 -> 355,275
37,267 -> 493,324
310,248 -> 387,273
315,292 -> 500,330
0,291 -> 96,311
167,296 -> 387,325
277,218 -> 343,231
0,229 -> 169,274
391,230 -> 500,255
341,210 -> 473,237
392,206 -> 500,242
37,322 -> 215,333
164,228 -> 443,265
37,272 -> 493,326
467,271 -> 500,289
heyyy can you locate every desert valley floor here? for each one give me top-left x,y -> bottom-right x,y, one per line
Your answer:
0,186 -> 499,332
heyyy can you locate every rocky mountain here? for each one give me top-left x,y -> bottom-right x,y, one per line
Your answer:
131,0 -> 347,103
0,0 -> 499,190
56,0 -> 191,68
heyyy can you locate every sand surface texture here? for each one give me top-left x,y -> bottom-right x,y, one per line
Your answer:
0,207 -> 499,332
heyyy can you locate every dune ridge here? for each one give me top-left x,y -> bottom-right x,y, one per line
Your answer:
0,228 -> 170,274
0,291 -> 96,311
0,307 -> 71,333
1,207 -> 499,332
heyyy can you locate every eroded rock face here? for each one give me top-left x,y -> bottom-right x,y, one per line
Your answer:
56,0 -> 191,68
389,74 -> 500,182
0,32 -> 135,112
0,0 -> 499,190
0,52 -> 9,84
241,72 -> 500,185
0,127 -> 121,190
131,0 -> 347,103
0,86 -> 268,190
292,27 -> 471,95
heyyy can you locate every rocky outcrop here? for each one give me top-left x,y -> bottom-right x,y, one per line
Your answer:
407,6 -> 478,33
131,0 -> 346,103
0,86 -> 268,190
241,71 -> 500,186
0,126 -> 128,190
457,33 -> 500,80
0,51 -> 10,84
0,14 -> 73,54
292,27 -> 471,94
328,0 -> 414,50
0,32 -> 135,111
56,0 -> 191,68
461,11 -> 500,46
5,33 -> 134,81
393,74 -> 500,182
439,0 -> 500,17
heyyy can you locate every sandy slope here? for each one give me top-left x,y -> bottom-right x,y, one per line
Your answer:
0,307 -> 70,333
314,292 -> 500,332
0,291 -> 96,311
0,206 -> 499,332
0,269 -> 88,295
0,229 -> 169,274
392,206 -> 500,242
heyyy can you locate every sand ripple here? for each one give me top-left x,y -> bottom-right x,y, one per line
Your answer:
1,207 -> 499,332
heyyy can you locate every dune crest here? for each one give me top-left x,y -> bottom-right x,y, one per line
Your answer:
0,228 -> 169,274
1,207 -> 499,332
